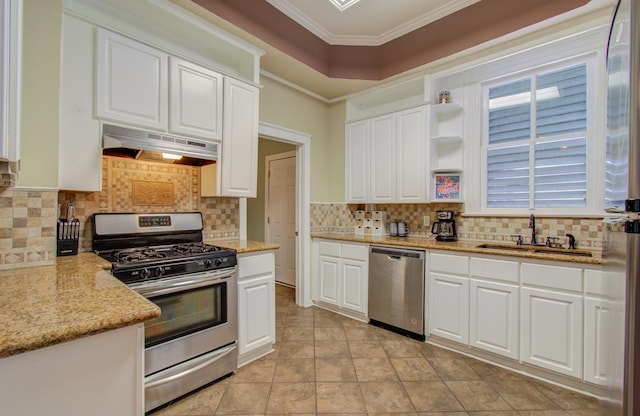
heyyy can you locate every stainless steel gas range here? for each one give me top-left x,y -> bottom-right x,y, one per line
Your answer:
93,212 -> 237,413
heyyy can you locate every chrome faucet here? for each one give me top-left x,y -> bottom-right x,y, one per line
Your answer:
528,214 -> 537,245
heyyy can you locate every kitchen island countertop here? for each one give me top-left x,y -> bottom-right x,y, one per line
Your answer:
312,233 -> 603,265
0,253 -> 160,359
205,239 -> 280,253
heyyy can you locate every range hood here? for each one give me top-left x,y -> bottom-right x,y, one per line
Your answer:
102,124 -> 218,165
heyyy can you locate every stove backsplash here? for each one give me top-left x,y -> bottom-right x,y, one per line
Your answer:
59,156 -> 239,254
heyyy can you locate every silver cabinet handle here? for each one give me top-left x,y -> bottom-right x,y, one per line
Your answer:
145,344 -> 236,389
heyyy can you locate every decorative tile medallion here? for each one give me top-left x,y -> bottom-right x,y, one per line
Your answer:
132,180 -> 174,206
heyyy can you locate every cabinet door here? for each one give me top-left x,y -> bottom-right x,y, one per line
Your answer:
96,29 -> 168,130
0,0 -> 21,162
345,120 -> 369,202
521,287 -> 583,378
58,15 -> 101,191
221,78 -> 258,197
584,296 -> 614,385
169,58 -> 223,141
237,274 -> 275,355
469,279 -> 519,359
318,255 -> 340,307
396,106 -> 426,202
341,259 -> 367,314
370,114 -> 396,202
428,271 -> 469,344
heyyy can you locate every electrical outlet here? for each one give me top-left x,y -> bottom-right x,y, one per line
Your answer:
423,215 -> 430,226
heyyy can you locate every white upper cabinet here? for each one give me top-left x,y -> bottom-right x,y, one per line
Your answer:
0,0 -> 21,163
58,14 -> 101,191
96,29 -> 225,142
370,113 -> 396,202
96,29 -> 168,131
345,106 -> 428,203
345,120 -> 369,202
220,77 -> 258,197
169,57 -> 223,140
396,106 -> 427,202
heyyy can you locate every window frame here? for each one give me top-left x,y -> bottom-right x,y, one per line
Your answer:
478,54 -> 603,216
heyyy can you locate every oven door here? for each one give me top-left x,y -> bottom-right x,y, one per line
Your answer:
133,267 -> 238,376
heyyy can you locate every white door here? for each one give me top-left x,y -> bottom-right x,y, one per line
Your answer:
266,152 -> 296,286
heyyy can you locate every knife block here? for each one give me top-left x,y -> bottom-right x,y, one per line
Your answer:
57,219 -> 80,256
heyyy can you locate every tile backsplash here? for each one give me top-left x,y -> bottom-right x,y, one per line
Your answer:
310,202 -> 606,251
59,156 -> 240,253
0,157 -> 611,270
0,156 -> 240,269
0,188 -> 57,269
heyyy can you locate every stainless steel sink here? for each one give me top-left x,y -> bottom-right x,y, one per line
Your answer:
476,243 -> 592,257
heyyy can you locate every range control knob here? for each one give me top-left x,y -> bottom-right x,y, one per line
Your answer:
203,259 -> 212,269
140,269 -> 150,279
156,266 -> 165,277
214,258 -> 223,267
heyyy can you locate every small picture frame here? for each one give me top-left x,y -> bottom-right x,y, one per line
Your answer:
433,173 -> 461,200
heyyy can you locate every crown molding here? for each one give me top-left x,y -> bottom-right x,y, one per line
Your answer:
265,0 -> 481,46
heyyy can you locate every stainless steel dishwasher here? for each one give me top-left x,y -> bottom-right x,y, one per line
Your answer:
368,245 -> 426,340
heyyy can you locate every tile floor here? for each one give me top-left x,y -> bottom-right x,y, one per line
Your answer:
151,285 -> 600,415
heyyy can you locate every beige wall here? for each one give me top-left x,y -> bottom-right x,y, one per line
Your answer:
258,76 -> 346,202
18,0 -> 61,187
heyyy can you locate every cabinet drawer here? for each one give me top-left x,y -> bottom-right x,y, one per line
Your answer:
238,252 -> 275,278
521,263 -> 582,292
319,241 -> 341,257
341,243 -> 368,261
429,252 -> 469,275
470,257 -> 519,283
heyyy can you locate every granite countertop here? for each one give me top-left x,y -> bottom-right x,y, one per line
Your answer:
205,239 -> 280,254
312,233 -> 603,265
0,253 -> 160,359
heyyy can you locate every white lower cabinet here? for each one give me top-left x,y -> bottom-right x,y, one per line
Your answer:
521,263 -> 583,378
583,268 -> 625,387
237,251 -> 275,366
0,325 -> 144,416
314,240 -> 368,317
469,257 -> 519,359
428,252 -> 469,344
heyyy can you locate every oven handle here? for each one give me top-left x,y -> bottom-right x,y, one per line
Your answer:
132,267 -> 237,298
145,343 -> 236,389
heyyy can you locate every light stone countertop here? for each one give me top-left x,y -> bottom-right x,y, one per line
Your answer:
205,239 -> 280,254
0,253 -> 160,359
312,233 -> 603,265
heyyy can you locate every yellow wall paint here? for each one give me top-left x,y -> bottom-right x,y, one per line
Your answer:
258,76 -> 346,202
18,0 -> 61,187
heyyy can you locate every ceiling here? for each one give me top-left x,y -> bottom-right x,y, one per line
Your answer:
264,0 -> 483,46
179,0 -> 615,101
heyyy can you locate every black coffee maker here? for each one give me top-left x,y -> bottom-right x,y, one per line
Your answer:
431,210 -> 458,241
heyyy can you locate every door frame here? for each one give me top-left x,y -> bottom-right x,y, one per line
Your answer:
239,122 -> 312,307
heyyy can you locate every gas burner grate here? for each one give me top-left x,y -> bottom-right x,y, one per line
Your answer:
172,242 -> 222,255
114,247 -> 168,262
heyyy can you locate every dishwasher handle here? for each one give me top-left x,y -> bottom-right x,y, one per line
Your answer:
370,246 -> 425,259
